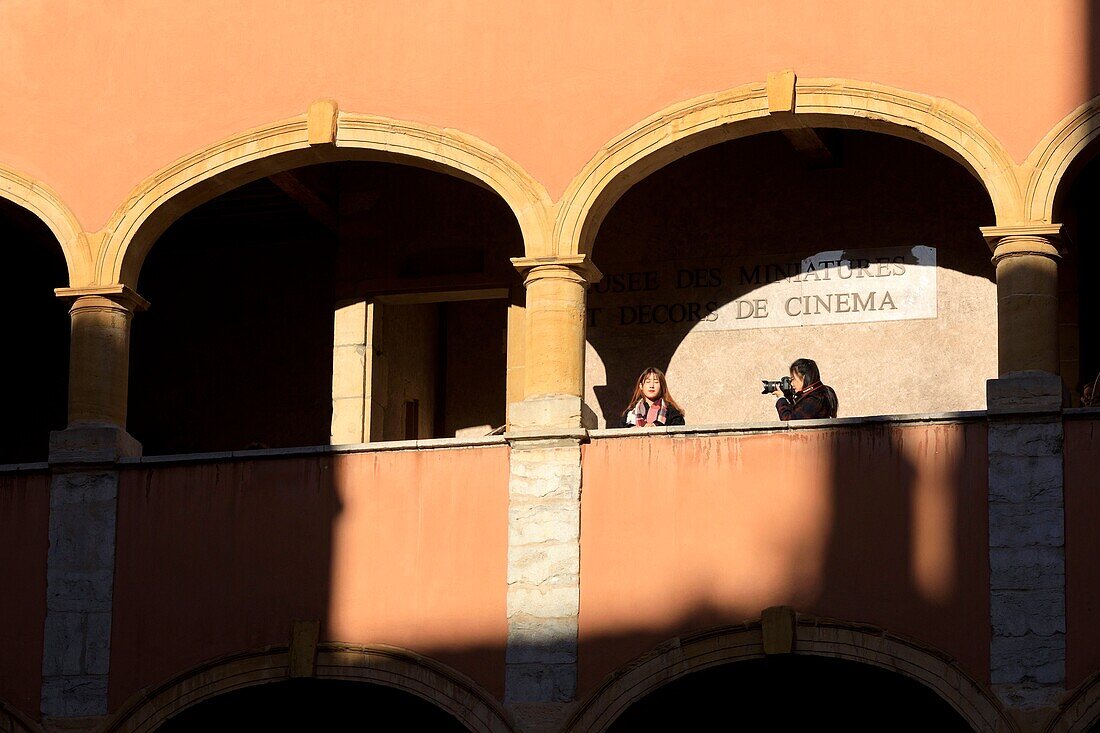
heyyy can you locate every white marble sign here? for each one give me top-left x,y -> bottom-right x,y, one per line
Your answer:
587,245 -> 937,333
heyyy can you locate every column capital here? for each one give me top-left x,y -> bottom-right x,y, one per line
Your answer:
510,255 -> 602,287
980,224 -> 1064,262
55,284 -> 150,313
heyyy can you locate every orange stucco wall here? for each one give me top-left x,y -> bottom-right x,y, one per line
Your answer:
1065,416 -> 1100,688
0,471 -> 49,720
108,447 -> 509,709
1,1 -> 1096,231
578,422 -> 990,695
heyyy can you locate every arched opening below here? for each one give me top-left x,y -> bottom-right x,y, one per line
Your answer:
607,655 -> 971,732
0,199 -> 69,463
1053,139 -> 1100,404
128,161 -> 522,455
585,129 -> 996,426
155,678 -> 468,731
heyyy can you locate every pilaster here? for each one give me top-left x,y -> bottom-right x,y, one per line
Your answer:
504,432 -> 585,733
986,371 -> 1065,721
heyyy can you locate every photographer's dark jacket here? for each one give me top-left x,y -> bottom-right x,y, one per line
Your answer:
775,381 -> 838,421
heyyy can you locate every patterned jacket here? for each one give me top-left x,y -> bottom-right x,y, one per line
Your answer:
775,382 -> 838,421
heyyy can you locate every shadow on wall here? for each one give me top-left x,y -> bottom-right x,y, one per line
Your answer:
577,421 -> 990,702
100,423 -> 995,732
586,129 -> 996,426
101,610 -> 992,733
156,679 -> 468,731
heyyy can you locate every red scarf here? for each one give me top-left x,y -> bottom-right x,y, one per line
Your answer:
633,398 -> 667,427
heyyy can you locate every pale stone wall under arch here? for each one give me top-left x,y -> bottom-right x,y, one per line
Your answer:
553,76 -> 1024,259
564,615 -> 1016,733
1046,669 -> 1100,733
98,643 -> 515,733
0,163 -> 92,286
1024,95 -> 1100,224
93,102 -> 553,289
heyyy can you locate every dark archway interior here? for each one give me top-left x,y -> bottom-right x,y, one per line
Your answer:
607,655 -> 972,732
0,199 -> 69,463
587,129 -> 996,423
1053,139 -> 1100,404
129,162 -> 522,454
155,678 -> 468,731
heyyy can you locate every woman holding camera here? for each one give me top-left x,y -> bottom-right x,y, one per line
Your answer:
772,358 -> 838,420
623,367 -> 686,427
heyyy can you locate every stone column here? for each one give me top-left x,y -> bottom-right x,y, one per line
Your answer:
981,226 -> 1062,376
509,256 -> 600,431
42,286 -> 145,727
55,286 -> 148,430
980,227 -> 1067,728
503,437 -> 583,732
503,257 -> 599,731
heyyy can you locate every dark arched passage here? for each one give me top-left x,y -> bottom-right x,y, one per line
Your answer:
1052,138 -> 1100,404
607,655 -> 972,732
128,161 -> 523,454
0,198 -> 69,463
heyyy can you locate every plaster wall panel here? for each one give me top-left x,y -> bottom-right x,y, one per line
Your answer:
0,471 -> 49,721
577,422 -> 990,696
0,1 -> 1093,229
1065,416 -> 1100,688
109,446 -> 509,710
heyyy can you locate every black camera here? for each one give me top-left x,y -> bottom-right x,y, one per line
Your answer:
761,376 -> 794,398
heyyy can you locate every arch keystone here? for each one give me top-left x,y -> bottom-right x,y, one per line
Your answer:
307,98 -> 339,145
766,69 -> 797,114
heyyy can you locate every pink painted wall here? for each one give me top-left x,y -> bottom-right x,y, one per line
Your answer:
0,471 -> 49,721
109,447 -> 509,709
578,422 -> 990,695
0,1 -> 1096,231
1065,417 -> 1100,688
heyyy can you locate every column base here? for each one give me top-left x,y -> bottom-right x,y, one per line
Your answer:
48,425 -> 142,466
41,716 -> 105,733
987,371 -> 1063,414
505,702 -> 577,733
507,395 -> 597,437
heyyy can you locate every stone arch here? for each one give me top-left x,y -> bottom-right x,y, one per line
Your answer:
0,163 -> 93,285
1046,669 -> 1100,733
1024,96 -> 1100,224
554,76 -> 1023,258
99,643 -> 515,733
0,698 -> 40,733
95,102 -> 553,288
564,615 -> 1015,733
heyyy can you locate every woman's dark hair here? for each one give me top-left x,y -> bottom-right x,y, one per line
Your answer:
789,358 -> 821,385
622,367 -> 685,416
790,358 -> 839,417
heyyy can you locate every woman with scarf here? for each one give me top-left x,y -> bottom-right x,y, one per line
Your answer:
623,367 -> 686,427
772,358 -> 839,420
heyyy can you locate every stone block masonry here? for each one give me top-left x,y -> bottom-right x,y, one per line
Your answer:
987,374 -> 1065,712
505,439 -> 583,732
41,471 -> 120,717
